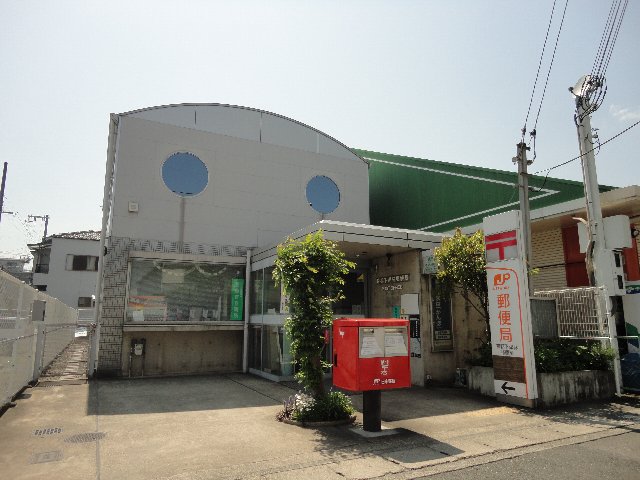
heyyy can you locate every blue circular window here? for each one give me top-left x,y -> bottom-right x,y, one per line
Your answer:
306,175 -> 340,214
162,152 -> 208,197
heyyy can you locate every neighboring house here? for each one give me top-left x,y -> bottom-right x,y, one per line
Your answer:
0,257 -> 31,284
29,231 -> 100,308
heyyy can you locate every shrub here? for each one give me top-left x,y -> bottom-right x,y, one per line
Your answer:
470,339 -> 616,373
277,391 -> 354,423
534,339 -> 616,373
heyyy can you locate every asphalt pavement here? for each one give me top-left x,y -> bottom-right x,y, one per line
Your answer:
1,373 -> 639,479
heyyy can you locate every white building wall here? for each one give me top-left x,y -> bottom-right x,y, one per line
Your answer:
110,108 -> 369,248
44,238 -> 99,308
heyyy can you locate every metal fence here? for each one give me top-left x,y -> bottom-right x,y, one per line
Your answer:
534,285 -> 623,394
533,286 -> 609,338
0,271 -> 81,407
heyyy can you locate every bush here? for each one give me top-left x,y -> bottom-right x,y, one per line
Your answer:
535,340 -> 616,373
277,391 -> 354,423
470,339 -> 616,373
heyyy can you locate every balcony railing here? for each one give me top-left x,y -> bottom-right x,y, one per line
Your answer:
34,264 -> 49,274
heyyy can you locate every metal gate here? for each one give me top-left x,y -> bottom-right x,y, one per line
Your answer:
534,286 -> 630,394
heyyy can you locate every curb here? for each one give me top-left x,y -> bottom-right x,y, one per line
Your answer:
281,415 -> 356,428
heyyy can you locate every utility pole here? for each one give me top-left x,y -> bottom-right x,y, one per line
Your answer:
571,74 -> 622,395
514,141 -> 534,295
0,162 -> 7,223
576,104 -> 605,286
28,214 -> 50,241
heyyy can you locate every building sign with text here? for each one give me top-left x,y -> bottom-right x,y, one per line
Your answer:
484,211 -> 538,406
431,277 -> 453,352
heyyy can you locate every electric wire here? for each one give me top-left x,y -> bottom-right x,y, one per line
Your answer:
532,0 -> 569,133
533,118 -> 640,176
522,0 -> 558,143
592,0 -> 627,78
601,0 -> 628,76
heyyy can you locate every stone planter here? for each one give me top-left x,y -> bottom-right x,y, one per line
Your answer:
537,370 -> 615,408
467,366 -> 496,397
467,366 -> 615,408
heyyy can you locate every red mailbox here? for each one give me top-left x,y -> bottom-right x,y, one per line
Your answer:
333,318 -> 411,391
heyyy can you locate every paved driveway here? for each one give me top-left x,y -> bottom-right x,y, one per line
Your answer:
1,374 -> 639,479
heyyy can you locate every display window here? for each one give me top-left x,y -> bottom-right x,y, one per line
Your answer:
126,259 -> 245,323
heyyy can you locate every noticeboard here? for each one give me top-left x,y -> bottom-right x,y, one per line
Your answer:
431,277 -> 453,352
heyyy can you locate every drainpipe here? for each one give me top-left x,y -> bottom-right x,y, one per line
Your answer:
242,248 -> 252,372
90,113 -> 120,377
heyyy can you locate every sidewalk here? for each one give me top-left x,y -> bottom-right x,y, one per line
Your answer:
0,372 -> 639,480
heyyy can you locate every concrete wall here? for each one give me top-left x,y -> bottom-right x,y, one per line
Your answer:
99,104 -> 370,377
454,295 -> 487,361
33,238 -> 99,308
111,109 -> 369,249
122,330 -> 243,377
369,250 -> 457,386
468,367 -> 615,407
537,370 -> 616,408
467,366 -> 496,397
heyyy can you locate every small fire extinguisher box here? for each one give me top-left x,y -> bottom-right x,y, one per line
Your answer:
333,318 -> 411,391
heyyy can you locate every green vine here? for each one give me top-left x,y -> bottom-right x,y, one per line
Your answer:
273,230 -> 354,398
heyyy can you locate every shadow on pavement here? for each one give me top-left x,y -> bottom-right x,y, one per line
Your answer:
87,373 -> 288,415
518,393 -> 640,428
349,385 -> 504,422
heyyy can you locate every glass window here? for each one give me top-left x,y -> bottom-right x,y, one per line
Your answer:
162,152 -> 209,197
250,269 -> 263,315
306,175 -> 340,214
66,255 -> 98,271
126,259 -> 245,323
263,266 -> 282,314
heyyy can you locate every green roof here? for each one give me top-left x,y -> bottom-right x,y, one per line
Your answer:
356,149 -> 613,233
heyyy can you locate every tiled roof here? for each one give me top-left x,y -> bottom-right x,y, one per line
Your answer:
50,230 -> 101,241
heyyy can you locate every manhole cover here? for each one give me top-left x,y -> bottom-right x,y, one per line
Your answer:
33,427 -> 63,437
64,432 -> 106,443
29,451 -> 63,464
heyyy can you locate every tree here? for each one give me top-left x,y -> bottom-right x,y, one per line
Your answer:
434,228 -> 489,335
273,230 -> 355,398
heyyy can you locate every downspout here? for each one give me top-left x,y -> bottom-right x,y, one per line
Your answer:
90,113 -> 119,377
242,248 -> 252,372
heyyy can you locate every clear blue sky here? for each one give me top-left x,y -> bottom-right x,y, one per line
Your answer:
1,0 -> 639,259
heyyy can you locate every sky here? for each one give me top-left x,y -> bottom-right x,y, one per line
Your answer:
1,0 -> 639,261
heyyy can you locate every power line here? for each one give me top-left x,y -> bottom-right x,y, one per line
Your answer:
522,0 -> 559,142
533,118 -> 640,175
532,0 -> 569,133
592,0 -> 628,78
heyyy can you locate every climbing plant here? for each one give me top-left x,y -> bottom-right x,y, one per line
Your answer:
273,230 -> 354,398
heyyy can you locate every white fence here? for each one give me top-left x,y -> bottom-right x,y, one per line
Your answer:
0,271 -> 79,407
534,286 -> 609,338
534,286 -> 622,394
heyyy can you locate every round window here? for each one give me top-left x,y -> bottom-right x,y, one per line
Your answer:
161,152 -> 208,197
306,175 -> 340,214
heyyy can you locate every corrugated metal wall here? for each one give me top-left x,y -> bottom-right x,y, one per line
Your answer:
531,229 -> 568,292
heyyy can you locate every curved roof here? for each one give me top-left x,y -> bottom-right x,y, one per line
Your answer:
119,103 -> 367,164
